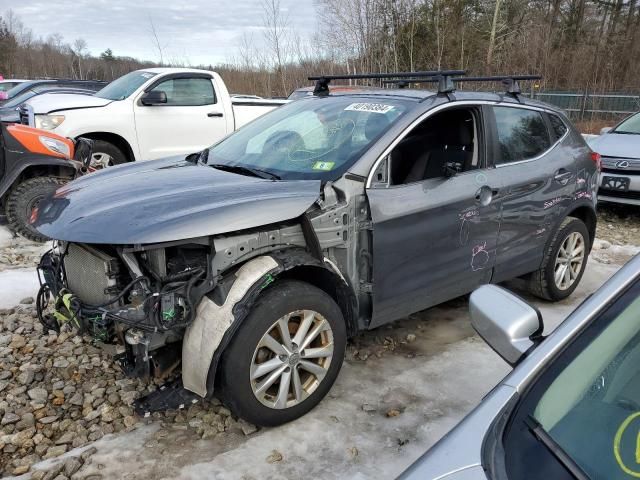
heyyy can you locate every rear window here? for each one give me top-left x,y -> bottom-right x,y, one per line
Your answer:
493,106 -> 551,164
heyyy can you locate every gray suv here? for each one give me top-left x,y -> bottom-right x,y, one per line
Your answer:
33,71 -> 599,426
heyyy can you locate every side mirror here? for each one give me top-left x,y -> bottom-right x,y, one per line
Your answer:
74,137 -> 94,167
141,90 -> 167,106
600,127 -> 612,135
444,160 -> 463,178
469,285 -> 543,366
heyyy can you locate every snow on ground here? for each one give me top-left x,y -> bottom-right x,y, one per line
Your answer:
0,268 -> 40,309
9,251 -> 626,480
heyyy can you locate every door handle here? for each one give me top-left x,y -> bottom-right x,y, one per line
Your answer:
554,169 -> 572,184
207,112 -> 224,117
475,186 -> 498,205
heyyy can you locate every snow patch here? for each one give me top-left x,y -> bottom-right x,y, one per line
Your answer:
0,268 -> 39,308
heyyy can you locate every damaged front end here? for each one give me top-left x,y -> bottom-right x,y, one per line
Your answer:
37,239 -> 211,385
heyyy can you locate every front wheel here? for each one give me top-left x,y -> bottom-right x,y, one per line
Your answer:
527,217 -> 590,301
89,140 -> 127,168
5,177 -> 68,242
217,280 -> 346,426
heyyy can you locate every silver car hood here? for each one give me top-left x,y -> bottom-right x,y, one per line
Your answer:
589,133 -> 640,159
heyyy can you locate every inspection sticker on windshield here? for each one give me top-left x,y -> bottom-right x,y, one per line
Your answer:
312,161 -> 335,171
344,103 -> 394,114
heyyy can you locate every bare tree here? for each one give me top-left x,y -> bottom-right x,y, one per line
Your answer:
262,0 -> 291,95
148,15 -> 165,65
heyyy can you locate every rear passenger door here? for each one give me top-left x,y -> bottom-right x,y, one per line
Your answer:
489,105 -> 576,282
134,74 -> 228,160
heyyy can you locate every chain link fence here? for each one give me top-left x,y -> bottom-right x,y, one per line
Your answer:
528,91 -> 640,121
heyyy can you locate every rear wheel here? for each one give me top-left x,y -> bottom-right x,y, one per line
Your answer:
90,140 -> 127,168
527,217 -> 590,301
5,177 -> 68,242
218,280 -> 346,426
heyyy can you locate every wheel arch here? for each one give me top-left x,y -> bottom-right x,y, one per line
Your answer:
181,248 -> 356,399
79,131 -> 136,162
566,204 -> 597,251
0,159 -> 77,203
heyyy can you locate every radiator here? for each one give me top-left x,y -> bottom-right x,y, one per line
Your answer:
64,244 -> 120,306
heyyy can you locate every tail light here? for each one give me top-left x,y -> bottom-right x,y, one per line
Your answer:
591,152 -> 601,171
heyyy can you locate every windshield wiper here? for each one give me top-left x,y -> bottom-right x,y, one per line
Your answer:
525,416 -> 589,480
613,130 -> 640,135
209,163 -> 280,180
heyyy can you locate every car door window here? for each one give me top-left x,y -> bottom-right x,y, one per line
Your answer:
504,281 -> 640,480
548,113 -> 568,142
150,77 -> 216,106
493,106 -> 551,164
389,107 -> 482,185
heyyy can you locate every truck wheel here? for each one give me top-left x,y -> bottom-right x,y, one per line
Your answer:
5,177 -> 68,242
90,140 -> 126,168
527,217 -> 590,301
218,280 -> 346,426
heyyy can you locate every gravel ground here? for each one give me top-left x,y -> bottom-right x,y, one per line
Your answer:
596,202 -> 640,246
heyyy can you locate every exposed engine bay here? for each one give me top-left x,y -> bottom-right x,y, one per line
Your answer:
37,240 -> 211,381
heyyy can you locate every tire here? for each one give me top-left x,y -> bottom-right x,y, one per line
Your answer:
5,177 -> 68,242
217,280 -> 346,427
527,217 -> 590,301
90,140 -> 127,168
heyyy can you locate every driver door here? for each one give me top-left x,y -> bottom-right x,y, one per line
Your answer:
366,105 -> 503,327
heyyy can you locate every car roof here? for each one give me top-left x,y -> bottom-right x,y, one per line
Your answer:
310,87 -> 561,112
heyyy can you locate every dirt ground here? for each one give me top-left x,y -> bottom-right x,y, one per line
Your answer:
596,202 -> 640,246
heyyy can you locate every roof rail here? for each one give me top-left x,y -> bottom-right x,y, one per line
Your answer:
308,70 -> 466,96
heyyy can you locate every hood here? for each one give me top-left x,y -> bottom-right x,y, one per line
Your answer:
33,157 -> 321,244
589,133 -> 640,159
26,93 -> 112,114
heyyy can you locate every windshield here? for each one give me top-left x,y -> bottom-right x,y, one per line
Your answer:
95,71 -> 157,101
530,286 -> 640,479
207,96 -> 411,181
614,112 -> 640,134
2,82 -> 33,100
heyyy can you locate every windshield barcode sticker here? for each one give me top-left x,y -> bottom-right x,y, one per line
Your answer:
344,103 -> 395,114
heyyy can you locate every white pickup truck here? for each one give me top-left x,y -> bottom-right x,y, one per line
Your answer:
20,68 -> 286,166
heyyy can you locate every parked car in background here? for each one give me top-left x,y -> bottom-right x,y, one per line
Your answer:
401,253 -> 640,480
591,111 -> 640,205
20,68 -> 287,167
0,123 -> 90,241
0,86 -> 99,124
33,71 -> 598,427
0,79 -> 27,100
231,94 -> 264,100
0,79 -> 106,106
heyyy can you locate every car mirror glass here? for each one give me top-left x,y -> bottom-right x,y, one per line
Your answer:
141,90 -> 167,106
469,285 -> 543,366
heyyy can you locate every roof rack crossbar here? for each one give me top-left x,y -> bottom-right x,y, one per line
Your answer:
383,74 -> 542,95
308,70 -> 466,96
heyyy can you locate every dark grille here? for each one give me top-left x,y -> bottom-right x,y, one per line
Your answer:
18,106 -> 30,126
599,189 -> 640,200
602,168 -> 640,176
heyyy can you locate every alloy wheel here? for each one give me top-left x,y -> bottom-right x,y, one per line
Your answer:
250,310 -> 334,409
554,231 -> 585,290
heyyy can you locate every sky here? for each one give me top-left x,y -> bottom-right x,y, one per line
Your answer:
5,0 -> 319,66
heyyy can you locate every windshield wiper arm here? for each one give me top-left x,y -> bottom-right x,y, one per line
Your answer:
209,163 -> 280,180
525,415 -> 589,480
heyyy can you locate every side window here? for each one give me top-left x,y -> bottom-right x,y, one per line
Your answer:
548,114 -> 568,142
150,77 -> 216,106
493,107 -> 550,164
389,107 -> 481,185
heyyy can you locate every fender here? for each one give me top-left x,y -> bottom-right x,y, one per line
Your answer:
0,153 -> 79,199
182,249 -> 355,398
182,255 -> 279,397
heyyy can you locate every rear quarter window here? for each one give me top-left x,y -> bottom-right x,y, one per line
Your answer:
493,106 -> 551,164
548,113 -> 568,142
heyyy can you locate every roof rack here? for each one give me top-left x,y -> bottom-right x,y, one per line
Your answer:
308,70 -> 465,96
382,74 -> 542,101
